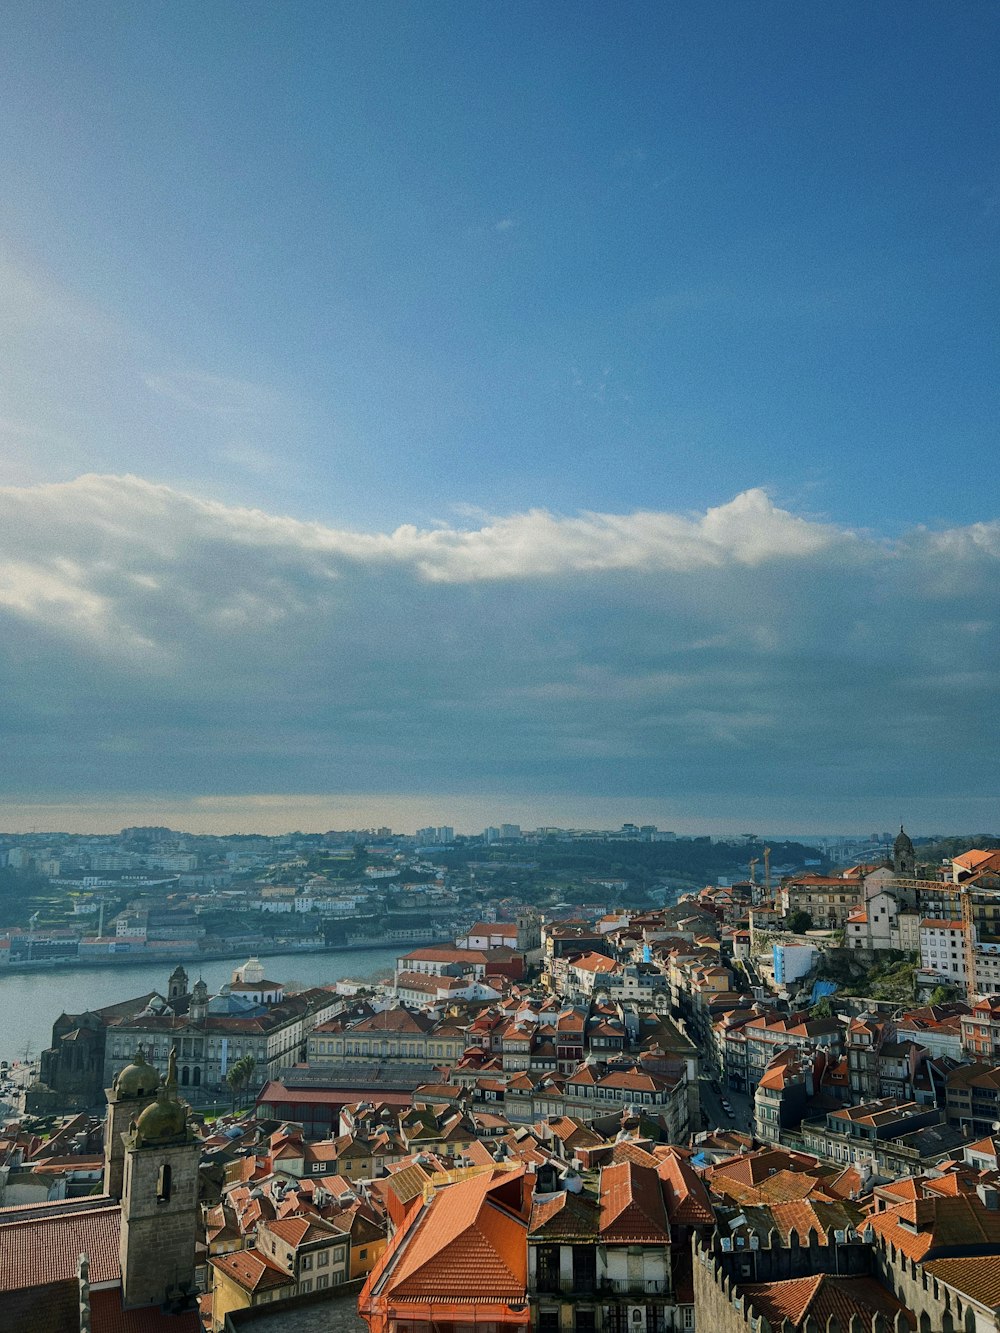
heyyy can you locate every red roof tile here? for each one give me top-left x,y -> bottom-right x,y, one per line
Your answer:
741,1274 -> 914,1329
378,1167 -> 528,1302
0,1200 -> 122,1291
210,1248 -> 295,1294
599,1161 -> 670,1244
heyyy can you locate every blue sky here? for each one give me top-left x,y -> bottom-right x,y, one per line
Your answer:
1,4 -> 998,833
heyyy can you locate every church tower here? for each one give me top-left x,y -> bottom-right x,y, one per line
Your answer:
119,1047 -> 199,1310
167,965 -> 189,1003
893,825 -> 915,877
189,977 -> 209,1021
103,1045 -> 159,1200
515,907 -> 541,951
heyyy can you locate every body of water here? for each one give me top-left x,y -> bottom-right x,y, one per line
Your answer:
0,945 -> 401,1067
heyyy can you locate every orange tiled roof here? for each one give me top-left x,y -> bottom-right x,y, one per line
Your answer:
90,1288 -> 201,1332
380,1167 -> 528,1302
740,1274 -> 914,1329
924,1255 -> 1000,1310
708,1149 -> 819,1190
0,1199 -> 122,1291
529,1189 -> 600,1240
599,1161 -> 670,1244
210,1248 -> 295,1295
656,1148 -> 714,1227
867,1194 -> 1000,1261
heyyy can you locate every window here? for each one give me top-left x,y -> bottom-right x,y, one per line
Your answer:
317,1250 -> 329,1267
156,1163 -> 172,1203
682,1309 -> 694,1330
317,1273 -> 329,1289
299,1279 -> 312,1294
301,1255 -> 313,1270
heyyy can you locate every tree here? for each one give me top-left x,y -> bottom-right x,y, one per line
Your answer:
226,1055 -> 257,1114
787,911 -> 813,934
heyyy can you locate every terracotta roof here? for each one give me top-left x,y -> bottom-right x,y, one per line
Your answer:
378,1167 -> 528,1302
351,1007 -> 435,1034
89,1289 -> 201,1332
740,1274 -> 914,1330
529,1189 -> 600,1239
599,1161 -> 670,1244
955,851 -> 999,871
766,1198 -> 862,1243
210,1248 -> 295,1294
708,1149 -> 819,1191
611,1142 -> 660,1169
868,1194 -> 1000,1261
570,952 -> 620,974
656,1148 -> 714,1226
924,1255 -> 1000,1310
0,1200 -> 122,1291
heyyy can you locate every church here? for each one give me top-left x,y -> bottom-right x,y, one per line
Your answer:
0,1043 -> 202,1331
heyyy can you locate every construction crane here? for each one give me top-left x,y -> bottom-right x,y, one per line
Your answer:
763,847 -> 772,895
748,857 -> 758,886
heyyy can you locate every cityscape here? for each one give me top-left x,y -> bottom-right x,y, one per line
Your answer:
2,4 -> 999,1333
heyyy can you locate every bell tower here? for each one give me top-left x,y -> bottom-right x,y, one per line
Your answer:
103,1045 -> 159,1200
167,965 -> 189,1003
119,1047 -> 199,1310
893,825 -> 915,878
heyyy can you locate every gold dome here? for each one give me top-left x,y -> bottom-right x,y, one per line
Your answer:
132,1045 -> 188,1146
113,1046 -> 160,1100
133,1090 -> 187,1146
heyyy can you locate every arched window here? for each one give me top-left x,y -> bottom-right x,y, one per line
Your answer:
181,1066 -> 190,1086
157,1164 -> 172,1203
193,1067 -> 201,1086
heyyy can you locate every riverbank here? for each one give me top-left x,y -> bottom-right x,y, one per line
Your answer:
0,935 -> 447,975
0,943 -> 403,1069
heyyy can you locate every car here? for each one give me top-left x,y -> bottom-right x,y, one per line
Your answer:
720,1098 -> 735,1115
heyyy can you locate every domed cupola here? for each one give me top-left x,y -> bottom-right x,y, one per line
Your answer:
112,1046 -> 160,1101
131,1047 -> 190,1147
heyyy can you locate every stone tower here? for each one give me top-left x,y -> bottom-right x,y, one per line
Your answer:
119,1047 -> 199,1310
103,1045 -> 160,1200
893,825 -> 915,877
189,977 -> 209,1021
167,965 -> 189,1003
515,907 -> 541,951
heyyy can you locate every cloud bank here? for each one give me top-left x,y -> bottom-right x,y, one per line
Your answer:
0,475 -> 997,826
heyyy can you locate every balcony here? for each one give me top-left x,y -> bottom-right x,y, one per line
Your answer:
600,1279 -> 668,1295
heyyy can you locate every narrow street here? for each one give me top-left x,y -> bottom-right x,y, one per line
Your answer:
698,1076 -> 755,1136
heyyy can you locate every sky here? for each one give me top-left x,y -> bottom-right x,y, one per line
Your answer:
0,3 -> 998,836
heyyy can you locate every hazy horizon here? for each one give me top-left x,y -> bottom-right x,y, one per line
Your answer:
0,791 -> 992,842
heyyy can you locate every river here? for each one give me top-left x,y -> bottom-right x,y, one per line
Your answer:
0,945 -> 401,1067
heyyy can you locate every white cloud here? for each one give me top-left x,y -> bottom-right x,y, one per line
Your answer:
0,473 -> 996,815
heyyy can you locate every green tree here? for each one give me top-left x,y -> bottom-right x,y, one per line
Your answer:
226,1055 -> 257,1114
787,910 -> 813,934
